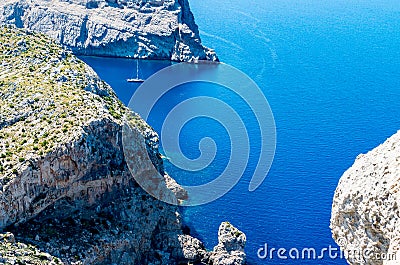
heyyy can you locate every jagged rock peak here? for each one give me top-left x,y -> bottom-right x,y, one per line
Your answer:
179,221 -> 247,265
208,222 -> 247,265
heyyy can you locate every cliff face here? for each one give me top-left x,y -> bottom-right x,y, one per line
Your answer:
0,0 -> 218,62
0,26 -> 244,265
331,130 -> 400,265
0,24 -> 181,264
0,24 -> 161,229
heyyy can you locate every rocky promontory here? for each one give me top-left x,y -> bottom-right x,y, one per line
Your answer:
0,0 -> 218,62
0,26 -> 243,264
331,130 -> 400,265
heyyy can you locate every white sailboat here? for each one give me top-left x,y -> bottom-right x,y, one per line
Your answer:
127,60 -> 144,82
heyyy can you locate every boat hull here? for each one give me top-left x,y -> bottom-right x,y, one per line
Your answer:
127,78 -> 144,82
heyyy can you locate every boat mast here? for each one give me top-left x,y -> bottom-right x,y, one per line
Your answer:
136,60 -> 139,79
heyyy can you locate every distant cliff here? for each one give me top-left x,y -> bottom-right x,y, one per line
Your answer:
0,26 -> 243,265
0,0 -> 218,62
331,130 -> 400,265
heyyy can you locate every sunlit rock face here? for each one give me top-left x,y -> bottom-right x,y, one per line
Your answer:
331,130 -> 400,265
0,0 -> 218,62
0,26 -> 183,264
0,26 -> 243,265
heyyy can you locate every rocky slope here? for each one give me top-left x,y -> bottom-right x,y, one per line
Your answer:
331,130 -> 400,265
0,26 -> 243,264
0,0 -> 218,62
0,233 -> 63,265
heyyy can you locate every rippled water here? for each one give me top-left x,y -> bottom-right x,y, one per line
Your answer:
81,0 -> 400,263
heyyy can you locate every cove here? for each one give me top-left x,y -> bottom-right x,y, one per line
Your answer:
80,1 -> 400,263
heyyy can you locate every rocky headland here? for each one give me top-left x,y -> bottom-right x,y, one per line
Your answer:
331,130 -> 400,265
0,26 -> 244,264
0,0 -> 218,62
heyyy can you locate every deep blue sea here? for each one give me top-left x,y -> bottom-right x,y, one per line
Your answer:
81,0 -> 400,263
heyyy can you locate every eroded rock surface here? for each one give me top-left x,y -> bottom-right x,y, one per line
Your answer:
0,26 -> 243,265
0,0 -> 218,62
0,232 -> 62,265
206,222 -> 247,265
0,25 -> 184,264
331,130 -> 400,265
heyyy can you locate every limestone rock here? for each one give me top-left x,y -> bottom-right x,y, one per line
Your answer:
0,26 -> 244,265
331,130 -> 400,265
0,232 -> 63,264
0,26 -> 182,264
0,25 -> 160,229
207,222 -> 247,265
0,0 -> 218,62
176,222 -> 247,265
9,190 -> 187,264
178,234 -> 207,262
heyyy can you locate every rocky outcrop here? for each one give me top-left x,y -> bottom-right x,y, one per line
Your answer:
0,232 -> 62,264
331,130 -> 400,265
0,25 -> 183,264
0,24 -> 163,229
0,0 -> 218,62
4,219 -> 246,265
177,221 -> 246,265
207,222 -> 247,265
0,26 -> 242,264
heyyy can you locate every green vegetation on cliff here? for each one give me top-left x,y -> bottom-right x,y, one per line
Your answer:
0,233 -> 62,264
0,25 -> 160,265
0,25 -> 246,265
0,26 -> 147,186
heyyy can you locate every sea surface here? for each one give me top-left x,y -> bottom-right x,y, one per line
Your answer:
81,0 -> 400,263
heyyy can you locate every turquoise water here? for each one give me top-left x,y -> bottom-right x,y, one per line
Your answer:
81,0 -> 400,263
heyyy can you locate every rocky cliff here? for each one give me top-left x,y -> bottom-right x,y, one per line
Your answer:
0,0 -> 218,62
331,130 -> 400,265
0,26 -> 243,264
